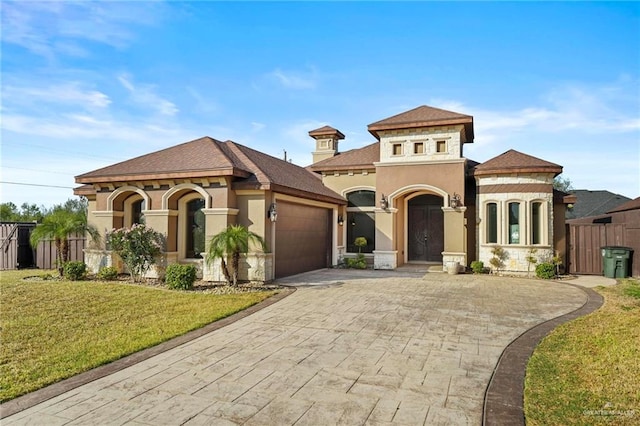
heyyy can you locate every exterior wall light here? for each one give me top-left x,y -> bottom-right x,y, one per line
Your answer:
338,215 -> 344,226
380,194 -> 389,210
450,193 -> 462,208
267,203 -> 278,222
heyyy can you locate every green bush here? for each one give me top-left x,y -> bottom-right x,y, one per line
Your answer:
166,264 -> 197,290
536,262 -> 556,279
345,254 -> 367,269
96,266 -> 118,281
63,261 -> 87,281
470,260 -> 485,274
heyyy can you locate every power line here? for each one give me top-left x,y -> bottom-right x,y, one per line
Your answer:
2,166 -> 76,176
0,181 -> 76,189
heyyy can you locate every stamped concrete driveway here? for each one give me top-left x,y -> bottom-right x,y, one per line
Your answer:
3,270 -> 586,425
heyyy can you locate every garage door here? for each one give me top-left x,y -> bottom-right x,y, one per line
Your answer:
275,201 -> 331,278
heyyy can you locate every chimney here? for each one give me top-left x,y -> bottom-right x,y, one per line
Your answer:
308,125 -> 345,164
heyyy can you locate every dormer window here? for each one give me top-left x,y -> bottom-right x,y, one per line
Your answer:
436,140 -> 447,153
392,143 -> 403,156
413,142 -> 424,154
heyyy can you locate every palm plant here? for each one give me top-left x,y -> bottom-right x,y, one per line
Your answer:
205,225 -> 266,286
30,204 -> 99,276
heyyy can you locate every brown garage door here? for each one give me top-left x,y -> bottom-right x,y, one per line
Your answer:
275,201 -> 331,278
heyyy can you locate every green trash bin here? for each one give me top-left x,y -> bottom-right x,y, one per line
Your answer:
601,246 -> 633,278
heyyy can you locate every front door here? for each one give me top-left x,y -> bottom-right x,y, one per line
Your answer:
408,195 -> 444,262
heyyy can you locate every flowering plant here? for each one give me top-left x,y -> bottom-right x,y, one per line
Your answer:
106,224 -> 165,282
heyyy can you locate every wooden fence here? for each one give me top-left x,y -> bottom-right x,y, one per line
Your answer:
568,223 -> 626,275
0,222 -> 85,270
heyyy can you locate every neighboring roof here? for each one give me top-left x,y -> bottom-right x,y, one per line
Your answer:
474,149 -> 562,177
75,137 -> 346,205
307,142 -> 380,172
606,196 -> 640,214
564,190 -> 632,219
368,105 -> 474,142
308,125 -> 345,139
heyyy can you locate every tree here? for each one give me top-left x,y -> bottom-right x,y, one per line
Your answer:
553,175 -> 574,193
0,202 -> 45,222
30,200 -> 99,275
0,202 -> 19,221
205,225 -> 266,286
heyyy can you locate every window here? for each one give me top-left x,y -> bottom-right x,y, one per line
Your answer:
508,202 -> 520,244
392,143 -> 403,156
531,202 -> 542,244
131,199 -> 145,225
186,199 -> 205,258
413,142 -> 424,154
486,202 -> 498,243
346,190 -> 375,253
436,140 -> 446,153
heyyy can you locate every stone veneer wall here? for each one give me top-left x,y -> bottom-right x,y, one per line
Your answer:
476,173 -> 555,273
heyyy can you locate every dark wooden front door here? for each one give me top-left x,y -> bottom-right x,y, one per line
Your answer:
408,195 -> 444,262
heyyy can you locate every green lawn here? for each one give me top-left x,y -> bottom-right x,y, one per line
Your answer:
524,278 -> 640,425
0,270 -> 277,402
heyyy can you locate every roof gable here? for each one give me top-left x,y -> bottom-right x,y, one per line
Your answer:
368,105 -> 474,141
474,149 -> 562,176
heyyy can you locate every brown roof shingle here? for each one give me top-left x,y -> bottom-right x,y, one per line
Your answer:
307,142 -> 380,172
368,105 -> 474,141
75,137 -> 345,204
474,149 -> 562,177
76,137 -> 250,183
308,125 -> 345,139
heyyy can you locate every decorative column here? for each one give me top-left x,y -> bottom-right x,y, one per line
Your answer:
373,207 -> 398,269
442,206 -> 467,272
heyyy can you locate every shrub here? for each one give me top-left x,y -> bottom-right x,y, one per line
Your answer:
96,266 -> 118,281
345,254 -> 367,269
536,262 -> 556,279
63,261 -> 87,281
165,264 -> 197,290
489,245 -> 508,273
470,260 -> 485,274
106,224 -> 165,282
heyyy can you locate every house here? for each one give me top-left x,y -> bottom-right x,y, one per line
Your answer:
75,105 -> 573,281
565,190 -> 631,220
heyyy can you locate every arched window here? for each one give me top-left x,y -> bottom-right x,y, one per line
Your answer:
186,198 -> 205,258
346,190 -> 375,253
531,201 -> 544,245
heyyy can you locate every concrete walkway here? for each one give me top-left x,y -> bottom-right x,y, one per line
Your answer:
2,270 -> 588,425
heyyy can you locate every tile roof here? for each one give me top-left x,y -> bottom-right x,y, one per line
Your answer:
607,196 -> 640,214
368,105 -> 474,141
564,190 -> 632,219
474,149 -> 562,176
307,142 -> 380,172
308,125 -> 345,139
75,137 -> 345,204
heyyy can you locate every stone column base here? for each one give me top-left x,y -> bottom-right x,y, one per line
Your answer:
374,250 -> 398,270
442,251 -> 467,273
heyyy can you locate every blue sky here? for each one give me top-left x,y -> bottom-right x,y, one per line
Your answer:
2,1 -> 639,208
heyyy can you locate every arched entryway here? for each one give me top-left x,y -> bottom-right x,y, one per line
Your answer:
407,194 -> 444,262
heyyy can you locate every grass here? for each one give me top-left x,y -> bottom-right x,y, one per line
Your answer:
0,270 -> 277,402
524,278 -> 640,425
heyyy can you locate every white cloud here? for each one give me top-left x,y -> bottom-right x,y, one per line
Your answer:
118,74 -> 179,116
251,122 -> 266,132
3,82 -> 111,109
0,1 -> 167,61
269,68 -> 318,90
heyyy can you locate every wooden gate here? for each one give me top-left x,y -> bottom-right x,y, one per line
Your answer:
0,223 -> 86,270
568,223 -> 626,275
